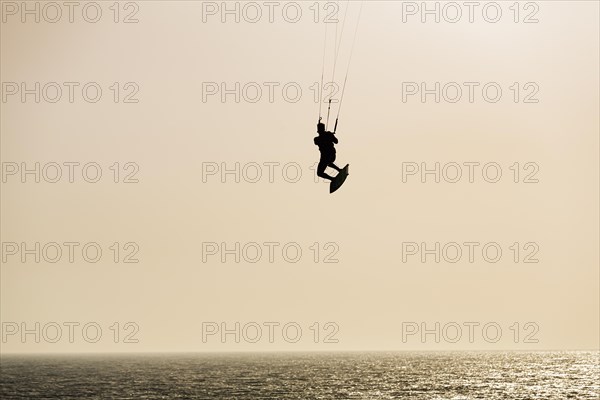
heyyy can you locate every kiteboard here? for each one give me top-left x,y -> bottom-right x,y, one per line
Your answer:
330,164 -> 349,194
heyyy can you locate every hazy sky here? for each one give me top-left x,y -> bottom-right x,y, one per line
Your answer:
1,1 -> 598,352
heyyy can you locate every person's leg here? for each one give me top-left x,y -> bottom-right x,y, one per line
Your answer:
327,153 -> 342,172
317,158 -> 335,181
328,163 -> 342,172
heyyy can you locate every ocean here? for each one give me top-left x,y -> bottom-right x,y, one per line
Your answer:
1,351 -> 598,399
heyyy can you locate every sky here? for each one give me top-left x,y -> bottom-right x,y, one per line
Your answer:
0,0 -> 598,352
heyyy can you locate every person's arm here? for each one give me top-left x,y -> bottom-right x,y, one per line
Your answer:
329,132 -> 338,144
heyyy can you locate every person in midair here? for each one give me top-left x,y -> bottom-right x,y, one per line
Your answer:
314,118 -> 343,181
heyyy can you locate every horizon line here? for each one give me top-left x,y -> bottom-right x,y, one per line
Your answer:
2,348 -> 599,356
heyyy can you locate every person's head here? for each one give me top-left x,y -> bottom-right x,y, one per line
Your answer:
317,122 -> 325,134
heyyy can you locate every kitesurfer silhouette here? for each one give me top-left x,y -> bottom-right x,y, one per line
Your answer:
314,118 -> 342,181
